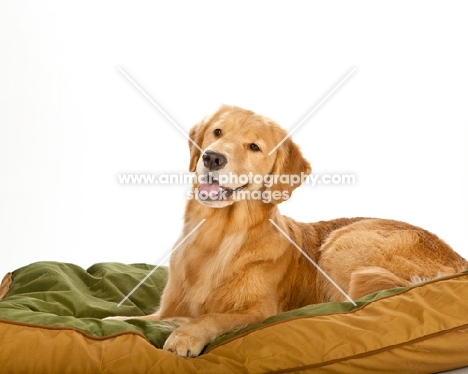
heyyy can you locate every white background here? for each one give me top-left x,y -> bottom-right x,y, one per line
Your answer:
1,1 -> 467,278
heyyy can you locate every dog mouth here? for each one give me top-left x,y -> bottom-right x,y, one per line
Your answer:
198,180 -> 247,201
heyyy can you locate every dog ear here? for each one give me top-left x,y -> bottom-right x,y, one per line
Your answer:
267,137 -> 312,204
188,121 -> 205,172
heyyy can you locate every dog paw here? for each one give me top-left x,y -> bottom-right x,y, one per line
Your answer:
163,328 -> 206,358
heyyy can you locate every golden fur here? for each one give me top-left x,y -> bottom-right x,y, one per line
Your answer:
107,105 -> 468,357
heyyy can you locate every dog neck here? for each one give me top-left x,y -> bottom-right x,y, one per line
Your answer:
184,198 -> 279,234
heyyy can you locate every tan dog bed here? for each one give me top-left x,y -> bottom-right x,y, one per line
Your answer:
0,262 -> 467,373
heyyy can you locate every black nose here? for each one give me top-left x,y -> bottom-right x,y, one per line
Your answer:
202,151 -> 227,171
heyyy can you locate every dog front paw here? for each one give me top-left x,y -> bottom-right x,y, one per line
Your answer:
163,328 -> 207,358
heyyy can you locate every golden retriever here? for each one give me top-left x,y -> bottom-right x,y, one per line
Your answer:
107,105 -> 468,357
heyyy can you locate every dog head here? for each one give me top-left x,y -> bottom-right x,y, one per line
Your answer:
189,105 -> 311,208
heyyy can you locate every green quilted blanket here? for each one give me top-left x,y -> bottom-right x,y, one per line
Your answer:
0,261 -> 404,350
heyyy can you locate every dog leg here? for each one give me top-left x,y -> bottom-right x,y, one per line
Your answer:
104,311 -> 161,322
348,266 -> 411,299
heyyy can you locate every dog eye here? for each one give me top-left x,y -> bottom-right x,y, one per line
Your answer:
213,129 -> 222,136
249,143 -> 261,152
